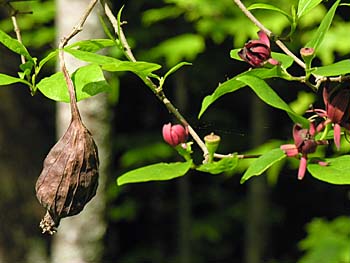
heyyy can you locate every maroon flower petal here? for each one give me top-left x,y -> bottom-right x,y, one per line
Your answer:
298,155 -> 308,180
257,30 -> 270,47
333,123 -> 341,150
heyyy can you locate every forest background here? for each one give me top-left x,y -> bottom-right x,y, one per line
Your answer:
0,0 -> 349,262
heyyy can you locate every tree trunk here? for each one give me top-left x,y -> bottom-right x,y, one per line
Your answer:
52,1 -> 110,262
174,72 -> 191,263
244,94 -> 269,263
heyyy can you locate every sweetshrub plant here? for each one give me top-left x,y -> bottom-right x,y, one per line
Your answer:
1,0 -> 350,232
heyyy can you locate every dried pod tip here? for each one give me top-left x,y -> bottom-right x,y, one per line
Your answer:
36,118 -> 99,234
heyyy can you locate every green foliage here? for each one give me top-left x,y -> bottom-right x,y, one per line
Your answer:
311,60 -> 350,76
298,217 -> 350,263
117,160 -> 193,185
305,0 -> 340,60
236,75 -> 308,127
196,156 -> 238,175
247,3 -> 292,22
146,34 -> 205,67
0,29 -> 33,62
199,67 -> 285,118
308,155 -> 350,185
37,64 -> 110,102
0,73 -> 29,86
297,0 -> 323,18
240,148 -> 286,183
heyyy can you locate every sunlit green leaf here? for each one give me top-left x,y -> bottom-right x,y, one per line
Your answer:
163,62 -> 192,82
0,29 -> 33,62
308,155 -> 350,184
37,64 -> 110,102
65,48 -> 120,64
0,73 -> 29,86
297,0 -> 323,18
67,39 -> 116,52
248,3 -> 292,21
117,160 -> 193,185
241,148 -> 286,183
236,75 -> 309,126
38,50 -> 58,72
306,0 -> 340,55
311,60 -> 350,76
199,67 -> 282,118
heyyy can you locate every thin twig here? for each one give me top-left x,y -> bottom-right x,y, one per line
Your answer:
104,3 -> 210,159
11,14 -> 25,64
58,0 -> 98,118
59,0 -> 98,48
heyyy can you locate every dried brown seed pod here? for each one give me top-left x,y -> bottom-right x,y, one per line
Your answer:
36,117 -> 99,234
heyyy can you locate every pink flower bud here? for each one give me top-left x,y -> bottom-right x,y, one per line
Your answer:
162,123 -> 188,147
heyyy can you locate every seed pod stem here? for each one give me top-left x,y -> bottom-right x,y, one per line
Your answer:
59,49 -> 81,122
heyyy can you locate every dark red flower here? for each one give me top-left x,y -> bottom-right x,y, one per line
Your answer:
280,123 -> 328,180
323,85 -> 350,149
238,31 -> 278,67
162,123 -> 188,147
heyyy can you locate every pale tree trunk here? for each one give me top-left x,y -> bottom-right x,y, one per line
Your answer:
244,94 -> 269,263
52,1 -> 110,262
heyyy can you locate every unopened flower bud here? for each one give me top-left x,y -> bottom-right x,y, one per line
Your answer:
204,133 -> 221,163
162,123 -> 188,147
300,47 -> 315,58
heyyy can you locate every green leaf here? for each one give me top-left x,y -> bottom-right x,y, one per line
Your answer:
199,67 -> 282,118
67,39 -> 116,52
297,0 -> 323,18
102,61 -> 161,77
37,72 -> 67,101
308,155 -> 350,184
65,48 -> 161,78
117,160 -> 193,185
311,60 -> 350,76
196,156 -> 238,175
306,0 -> 340,54
0,29 -> 33,62
241,148 -> 286,183
248,3 -> 292,21
65,48 -> 120,64
72,63 -> 111,101
38,50 -> 58,71
37,64 -> 110,102
163,62 -> 192,81
236,75 -> 309,127
0,73 -> 29,86
271,52 -> 294,69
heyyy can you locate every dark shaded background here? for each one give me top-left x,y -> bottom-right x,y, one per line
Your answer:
0,0 -> 349,262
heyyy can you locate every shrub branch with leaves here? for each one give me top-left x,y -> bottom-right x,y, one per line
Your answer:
1,0 -> 350,233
